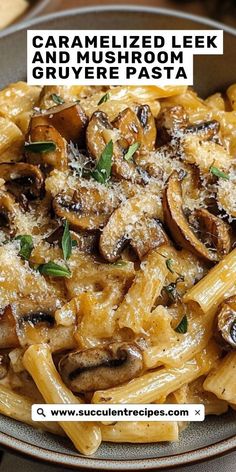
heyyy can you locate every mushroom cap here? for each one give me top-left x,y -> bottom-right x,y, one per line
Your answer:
99,192 -> 163,262
215,296 -> 236,350
58,342 -> 143,393
163,171 -> 219,262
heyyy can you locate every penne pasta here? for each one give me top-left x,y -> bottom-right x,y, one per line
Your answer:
101,421 -> 179,443
183,248 -> 236,313
203,352 -> 236,405
0,384 -> 63,436
23,344 -> 102,455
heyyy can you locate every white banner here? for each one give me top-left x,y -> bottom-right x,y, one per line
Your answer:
27,29 -> 223,85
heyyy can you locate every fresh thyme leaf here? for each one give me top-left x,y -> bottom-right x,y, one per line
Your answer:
51,93 -> 65,105
72,239 -> 78,248
166,258 -> 174,273
124,142 -> 140,161
39,261 -> 71,278
97,92 -> 110,105
210,166 -> 229,181
61,221 -> 72,260
24,141 -> 56,153
91,140 -> 113,184
15,235 -> 34,261
175,315 -> 188,334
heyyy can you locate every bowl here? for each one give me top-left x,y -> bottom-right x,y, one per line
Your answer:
0,5 -> 235,470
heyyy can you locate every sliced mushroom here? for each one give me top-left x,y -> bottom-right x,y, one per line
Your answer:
192,208 -> 232,257
163,172 -> 219,261
112,107 -> 143,145
26,124 -> 67,171
185,120 -> 220,141
156,105 -> 189,146
86,110 -> 147,184
0,306 -> 18,349
0,191 -> 16,236
215,296 -> 236,349
58,342 -> 143,393
0,163 -> 44,200
53,183 -> 120,231
99,193 -> 162,262
86,110 -> 113,160
31,103 -> 88,146
18,312 -> 55,328
0,354 -> 9,380
136,104 -> 157,150
130,218 -> 168,259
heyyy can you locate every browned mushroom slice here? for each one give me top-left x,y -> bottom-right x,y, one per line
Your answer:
0,163 -> 44,199
163,172 -> 218,261
185,120 -> 220,141
215,296 -> 236,350
0,305 -> 18,349
156,105 -> 189,146
31,103 -> 88,146
86,110 -> 147,184
58,342 -> 143,393
0,354 -> 9,380
193,208 -> 232,257
26,124 -> 67,171
99,193 -> 161,262
0,191 -> 16,236
112,107 -> 143,145
136,104 -> 156,151
130,218 -> 168,259
86,111 -> 113,160
53,184 -> 119,231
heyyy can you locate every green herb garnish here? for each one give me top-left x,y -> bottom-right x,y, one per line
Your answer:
61,221 -> 72,261
72,239 -> 78,248
166,258 -> 174,273
210,166 -> 229,181
39,261 -> 71,278
124,142 -> 140,161
51,93 -> 65,105
24,142 -> 56,153
175,315 -> 188,334
97,92 -> 110,105
91,140 -> 113,184
15,235 -> 34,261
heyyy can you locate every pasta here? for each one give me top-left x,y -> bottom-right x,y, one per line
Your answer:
0,81 -> 235,455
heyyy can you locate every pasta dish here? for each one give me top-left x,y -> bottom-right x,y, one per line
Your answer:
0,82 -> 235,454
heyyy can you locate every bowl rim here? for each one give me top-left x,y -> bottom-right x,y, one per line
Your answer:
0,3 -> 235,38
23,0 -> 50,21
0,4 -> 235,469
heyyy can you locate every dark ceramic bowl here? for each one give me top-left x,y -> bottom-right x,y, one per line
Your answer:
0,5 -> 235,470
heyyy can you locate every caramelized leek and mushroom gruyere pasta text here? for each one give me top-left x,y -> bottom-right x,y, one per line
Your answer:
0,82 -> 236,454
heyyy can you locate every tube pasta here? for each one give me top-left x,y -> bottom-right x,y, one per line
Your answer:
101,421 -> 179,443
92,342 -> 220,404
23,344 -> 102,455
183,248 -> 236,313
117,247 -> 168,333
0,385 -> 63,436
203,352 -> 236,405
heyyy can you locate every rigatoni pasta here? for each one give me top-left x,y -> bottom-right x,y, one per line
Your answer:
0,81 -> 235,455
